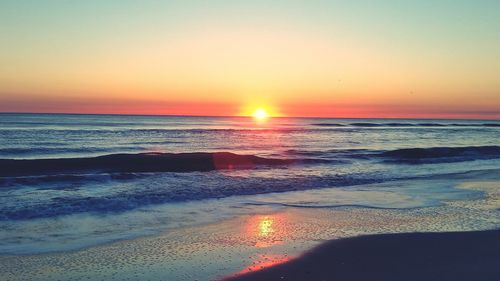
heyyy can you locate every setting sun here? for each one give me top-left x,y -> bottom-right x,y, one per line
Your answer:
252,108 -> 269,121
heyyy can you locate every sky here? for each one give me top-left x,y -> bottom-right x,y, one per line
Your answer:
1,0 -> 499,118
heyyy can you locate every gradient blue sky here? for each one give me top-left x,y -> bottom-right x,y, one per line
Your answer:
1,0 -> 499,118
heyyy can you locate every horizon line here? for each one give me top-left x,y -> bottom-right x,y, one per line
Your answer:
1,111 -> 499,121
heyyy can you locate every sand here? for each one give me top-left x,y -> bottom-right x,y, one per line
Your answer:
226,229 -> 500,281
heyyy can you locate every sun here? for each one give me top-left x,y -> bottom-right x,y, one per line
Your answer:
252,108 -> 269,121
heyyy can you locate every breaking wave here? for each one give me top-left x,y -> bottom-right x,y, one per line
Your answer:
0,152 -> 295,177
380,146 -> 500,163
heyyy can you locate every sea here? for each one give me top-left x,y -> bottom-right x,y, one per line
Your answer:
1,113 -> 499,255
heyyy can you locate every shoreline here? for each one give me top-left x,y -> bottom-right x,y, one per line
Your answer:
1,180 -> 498,281
226,229 -> 500,281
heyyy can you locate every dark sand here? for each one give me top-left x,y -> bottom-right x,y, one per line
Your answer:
226,230 -> 500,281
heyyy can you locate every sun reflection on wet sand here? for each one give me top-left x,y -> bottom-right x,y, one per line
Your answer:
219,214 -> 295,280
244,214 -> 287,248
258,217 -> 273,237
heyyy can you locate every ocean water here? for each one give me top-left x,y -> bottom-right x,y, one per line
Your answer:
1,113 -> 500,254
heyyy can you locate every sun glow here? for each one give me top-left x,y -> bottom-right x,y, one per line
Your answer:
252,108 -> 269,121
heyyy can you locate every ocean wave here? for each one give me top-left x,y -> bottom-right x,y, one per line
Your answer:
0,152 -> 294,177
0,174 -> 381,220
310,123 -> 346,127
245,202 -> 414,210
0,147 -> 112,155
284,149 -> 327,156
3,167 -> 492,220
482,123 -> 500,127
350,122 -> 385,127
380,145 -> 500,163
129,140 -> 185,145
416,123 -> 447,127
0,173 -> 146,188
284,148 -> 377,160
310,122 -> 500,128
285,146 -> 500,164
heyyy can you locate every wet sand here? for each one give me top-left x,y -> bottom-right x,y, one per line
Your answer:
227,229 -> 500,281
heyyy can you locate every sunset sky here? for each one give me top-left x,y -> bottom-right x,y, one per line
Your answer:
1,0 -> 499,118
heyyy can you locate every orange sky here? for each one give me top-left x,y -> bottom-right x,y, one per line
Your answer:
1,1 -> 499,119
